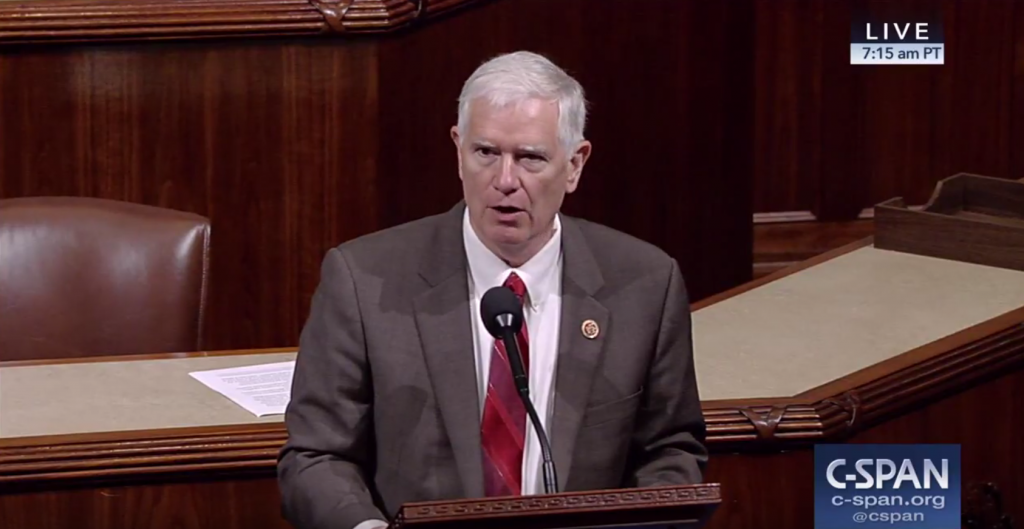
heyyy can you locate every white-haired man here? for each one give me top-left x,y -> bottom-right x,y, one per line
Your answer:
278,50 -> 707,529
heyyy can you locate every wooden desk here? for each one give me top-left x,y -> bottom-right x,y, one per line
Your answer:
3,240 -> 1023,529
0,350 -> 297,529
695,239 -> 1024,528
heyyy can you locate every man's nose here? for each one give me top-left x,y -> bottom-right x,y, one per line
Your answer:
494,155 -> 520,193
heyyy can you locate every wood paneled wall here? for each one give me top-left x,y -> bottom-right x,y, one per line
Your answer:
753,0 -> 1024,275
3,0 -> 1022,341
0,0 -> 755,352
755,0 -> 1022,216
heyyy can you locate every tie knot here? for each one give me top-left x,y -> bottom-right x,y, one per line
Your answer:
503,272 -> 527,304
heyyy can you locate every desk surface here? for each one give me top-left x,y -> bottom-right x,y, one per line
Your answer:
692,244 -> 1024,400
0,352 -> 295,439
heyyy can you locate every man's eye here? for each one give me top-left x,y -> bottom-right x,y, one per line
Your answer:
477,148 -> 498,156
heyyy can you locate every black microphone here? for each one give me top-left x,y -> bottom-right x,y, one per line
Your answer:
480,286 -> 559,495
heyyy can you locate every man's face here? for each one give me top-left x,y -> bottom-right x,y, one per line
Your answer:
452,97 -> 591,263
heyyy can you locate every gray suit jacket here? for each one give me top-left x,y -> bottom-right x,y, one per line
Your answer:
278,203 -> 707,529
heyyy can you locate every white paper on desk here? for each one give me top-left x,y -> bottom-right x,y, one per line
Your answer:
188,361 -> 295,417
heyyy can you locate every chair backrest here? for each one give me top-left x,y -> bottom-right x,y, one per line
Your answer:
0,197 -> 210,361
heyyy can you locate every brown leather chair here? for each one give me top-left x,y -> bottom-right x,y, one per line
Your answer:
0,197 -> 210,361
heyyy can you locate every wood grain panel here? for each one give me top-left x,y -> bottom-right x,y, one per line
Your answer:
752,0 -> 822,214
925,0 -> 1016,198
0,477 -> 290,529
1013,1 -> 1024,182
704,451 -> 813,529
811,0 -> 863,222
0,41 -> 380,350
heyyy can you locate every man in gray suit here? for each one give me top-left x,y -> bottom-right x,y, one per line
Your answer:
278,50 -> 707,529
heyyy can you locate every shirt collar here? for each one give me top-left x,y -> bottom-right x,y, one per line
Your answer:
463,207 -> 562,311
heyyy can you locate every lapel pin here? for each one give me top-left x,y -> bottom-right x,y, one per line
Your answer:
581,319 -> 599,340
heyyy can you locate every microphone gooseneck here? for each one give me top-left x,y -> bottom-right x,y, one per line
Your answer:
480,286 -> 559,495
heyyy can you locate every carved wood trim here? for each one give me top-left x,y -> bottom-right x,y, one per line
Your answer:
0,429 -> 287,486
390,484 -> 721,528
737,406 -> 787,440
402,486 -> 720,519
0,0 -> 486,45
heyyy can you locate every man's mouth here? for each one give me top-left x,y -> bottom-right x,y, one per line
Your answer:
492,206 -> 523,214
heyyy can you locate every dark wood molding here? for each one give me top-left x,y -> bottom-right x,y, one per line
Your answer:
751,206 -> 917,225
0,428 -> 285,490
0,0 -> 485,45
751,210 -> 818,224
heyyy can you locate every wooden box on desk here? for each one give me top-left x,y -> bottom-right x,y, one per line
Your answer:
391,484 -> 721,529
874,173 -> 1024,271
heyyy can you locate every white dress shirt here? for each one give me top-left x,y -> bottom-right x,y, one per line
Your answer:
464,208 -> 563,496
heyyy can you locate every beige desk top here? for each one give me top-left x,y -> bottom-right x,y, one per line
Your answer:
692,245 -> 1024,401
0,352 -> 295,439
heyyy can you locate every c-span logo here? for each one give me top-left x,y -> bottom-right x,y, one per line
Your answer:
814,444 -> 960,529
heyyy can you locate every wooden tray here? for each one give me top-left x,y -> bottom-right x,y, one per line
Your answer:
874,173 -> 1024,272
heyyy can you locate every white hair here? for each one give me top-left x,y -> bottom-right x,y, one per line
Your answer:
456,51 -> 588,152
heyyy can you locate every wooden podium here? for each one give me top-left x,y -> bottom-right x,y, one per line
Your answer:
390,484 -> 721,529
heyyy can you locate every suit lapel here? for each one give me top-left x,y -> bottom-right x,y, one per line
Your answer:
413,203 -> 484,498
551,216 -> 608,491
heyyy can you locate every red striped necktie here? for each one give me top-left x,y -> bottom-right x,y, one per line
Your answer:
480,271 -> 530,497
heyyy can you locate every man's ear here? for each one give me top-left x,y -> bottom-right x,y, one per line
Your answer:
451,126 -> 464,181
565,140 -> 592,193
